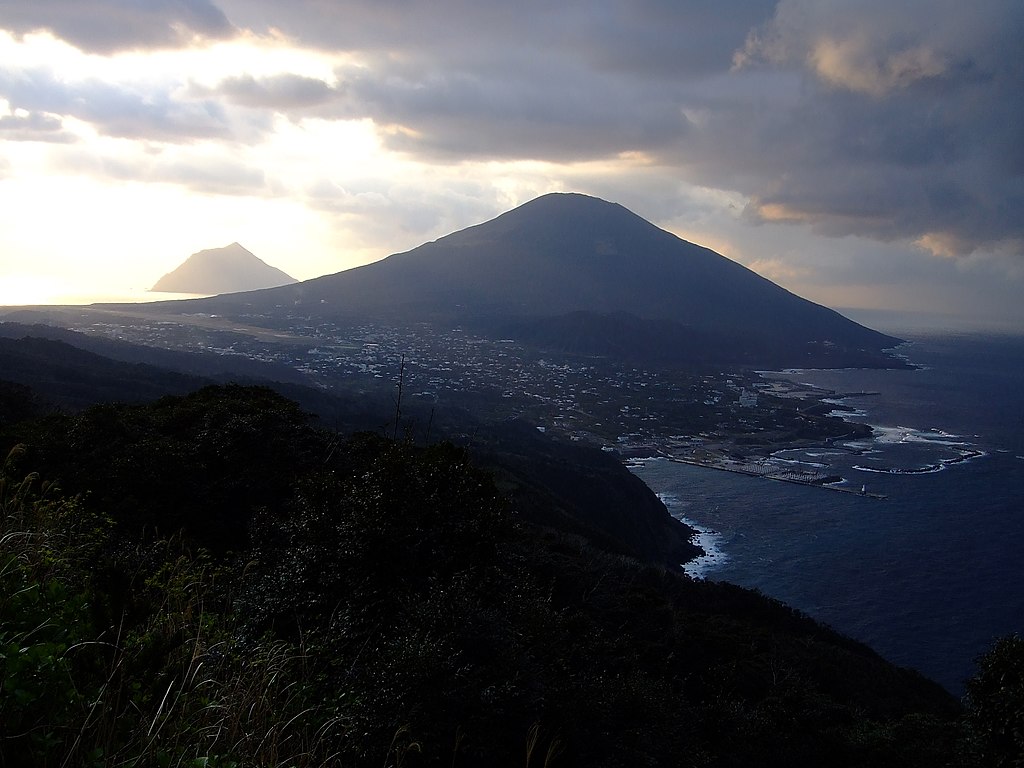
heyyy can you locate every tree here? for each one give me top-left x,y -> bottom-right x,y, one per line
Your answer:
967,634 -> 1024,766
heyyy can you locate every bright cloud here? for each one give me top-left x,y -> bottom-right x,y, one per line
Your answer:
809,37 -> 948,96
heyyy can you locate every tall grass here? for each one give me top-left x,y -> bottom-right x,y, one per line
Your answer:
0,446 -> 350,767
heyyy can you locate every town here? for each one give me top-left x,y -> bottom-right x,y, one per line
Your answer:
49,304 -> 873,487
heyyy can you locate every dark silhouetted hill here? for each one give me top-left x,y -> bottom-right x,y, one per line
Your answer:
142,194 -> 904,368
1,385 -> 970,767
0,326 -> 697,567
0,334 -> 207,412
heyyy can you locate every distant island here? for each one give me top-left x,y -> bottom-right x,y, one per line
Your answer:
150,242 -> 296,295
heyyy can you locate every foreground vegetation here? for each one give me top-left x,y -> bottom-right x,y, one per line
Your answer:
1,386 -> 1020,766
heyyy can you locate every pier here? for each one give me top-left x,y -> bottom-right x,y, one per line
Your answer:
667,456 -> 888,499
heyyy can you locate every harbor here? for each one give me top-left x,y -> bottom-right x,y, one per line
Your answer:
665,455 -> 888,499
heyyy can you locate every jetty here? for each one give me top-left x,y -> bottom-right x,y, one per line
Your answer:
667,456 -> 888,499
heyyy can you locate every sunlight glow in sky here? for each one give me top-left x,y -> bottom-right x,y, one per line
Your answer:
1,2 -> 1022,331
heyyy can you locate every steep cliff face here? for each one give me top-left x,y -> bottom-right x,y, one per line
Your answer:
470,418 -> 701,566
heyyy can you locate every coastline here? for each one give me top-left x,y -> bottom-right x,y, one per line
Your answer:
653,487 -> 728,578
629,333 -> 1024,695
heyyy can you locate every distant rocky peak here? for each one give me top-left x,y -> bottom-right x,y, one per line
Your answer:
150,243 -> 297,295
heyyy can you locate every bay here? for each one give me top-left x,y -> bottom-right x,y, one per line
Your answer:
630,331 -> 1024,694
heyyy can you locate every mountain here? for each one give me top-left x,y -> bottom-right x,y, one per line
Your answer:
150,194 -> 901,367
150,242 -> 296,294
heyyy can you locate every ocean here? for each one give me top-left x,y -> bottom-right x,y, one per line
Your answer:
630,331 -> 1024,695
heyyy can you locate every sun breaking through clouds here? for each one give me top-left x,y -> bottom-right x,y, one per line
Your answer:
0,0 -> 1021,329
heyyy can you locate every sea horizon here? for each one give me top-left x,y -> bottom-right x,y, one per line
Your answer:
0,289 -> 213,309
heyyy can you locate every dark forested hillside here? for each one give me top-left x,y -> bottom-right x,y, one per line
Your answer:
0,334 -> 208,410
1,385 -> 998,767
0,325 -> 699,567
0,321 -> 312,385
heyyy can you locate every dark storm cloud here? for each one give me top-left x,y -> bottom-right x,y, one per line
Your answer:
0,0 -> 235,53
219,0 -> 775,73
213,0 -> 1022,259
215,0 -> 773,159
0,68 -> 231,142
725,0 -> 1024,257
213,0 -> 770,158
337,58 -> 691,161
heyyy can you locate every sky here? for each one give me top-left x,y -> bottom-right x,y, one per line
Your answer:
1,1 -> 1022,332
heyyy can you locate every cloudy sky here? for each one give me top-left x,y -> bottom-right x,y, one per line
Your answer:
1,1 -> 1021,331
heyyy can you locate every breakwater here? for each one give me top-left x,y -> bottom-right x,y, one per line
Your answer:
666,456 -> 888,499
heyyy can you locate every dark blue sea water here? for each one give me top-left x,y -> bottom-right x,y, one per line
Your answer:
631,332 -> 1024,695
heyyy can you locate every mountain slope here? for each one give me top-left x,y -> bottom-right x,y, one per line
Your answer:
150,194 -> 901,367
151,242 -> 296,294
0,334 -> 208,411
0,324 -> 698,567
2,386 -> 965,767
